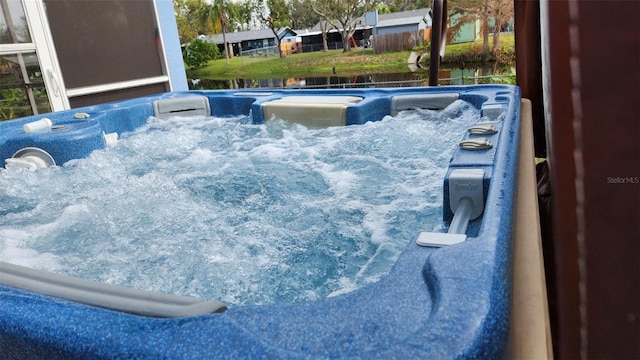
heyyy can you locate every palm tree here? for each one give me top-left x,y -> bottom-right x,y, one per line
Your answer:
199,0 -> 230,64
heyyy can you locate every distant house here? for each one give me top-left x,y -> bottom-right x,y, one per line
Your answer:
302,8 -> 432,51
204,28 -> 297,56
293,14 -> 367,51
449,12 -> 515,44
307,8 -> 432,35
205,9 -> 435,56
296,28 -> 351,52
449,13 -> 481,44
372,9 -> 432,35
280,34 -> 303,56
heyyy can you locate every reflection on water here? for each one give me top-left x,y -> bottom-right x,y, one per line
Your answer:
189,65 -> 511,90
189,72 -> 426,90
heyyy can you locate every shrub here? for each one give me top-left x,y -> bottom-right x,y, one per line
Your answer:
411,40 -> 431,53
183,38 -> 220,68
490,66 -> 516,85
1,88 -> 29,121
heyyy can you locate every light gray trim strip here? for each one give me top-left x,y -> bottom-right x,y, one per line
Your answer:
65,76 -> 170,98
0,261 -> 226,318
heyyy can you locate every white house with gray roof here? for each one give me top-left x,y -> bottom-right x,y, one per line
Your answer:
202,28 -> 297,56
308,8 -> 431,35
371,9 -> 432,35
202,9 -> 432,55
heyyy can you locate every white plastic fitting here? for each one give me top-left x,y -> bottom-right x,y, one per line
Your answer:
23,118 -> 52,133
416,168 -> 485,247
416,232 -> 467,247
5,147 -> 56,170
448,168 -> 485,221
5,156 -> 49,170
103,132 -> 118,146
468,123 -> 498,135
459,138 -> 492,150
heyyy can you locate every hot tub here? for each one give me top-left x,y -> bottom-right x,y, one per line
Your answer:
0,85 -> 521,359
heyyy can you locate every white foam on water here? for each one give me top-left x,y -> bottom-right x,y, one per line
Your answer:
0,100 -> 481,305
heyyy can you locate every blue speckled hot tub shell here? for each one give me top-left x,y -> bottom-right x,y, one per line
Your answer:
0,85 -> 520,359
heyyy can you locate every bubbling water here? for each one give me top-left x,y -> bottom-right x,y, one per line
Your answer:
0,100 -> 480,305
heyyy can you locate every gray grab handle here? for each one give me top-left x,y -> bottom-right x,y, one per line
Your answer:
0,261 -> 226,318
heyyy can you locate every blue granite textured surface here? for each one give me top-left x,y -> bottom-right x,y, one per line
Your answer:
0,85 -> 520,359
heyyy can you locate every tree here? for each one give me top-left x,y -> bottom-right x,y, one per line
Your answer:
228,1 -> 254,31
288,0 -> 320,30
199,0 -> 232,64
489,0 -> 512,52
318,19 -> 331,52
251,0 -> 290,58
448,0 -> 513,58
174,0 -> 213,43
310,0 -> 375,52
379,0 -> 430,12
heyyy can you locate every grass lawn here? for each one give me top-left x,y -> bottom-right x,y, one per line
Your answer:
188,33 -> 515,80
444,32 -> 515,58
